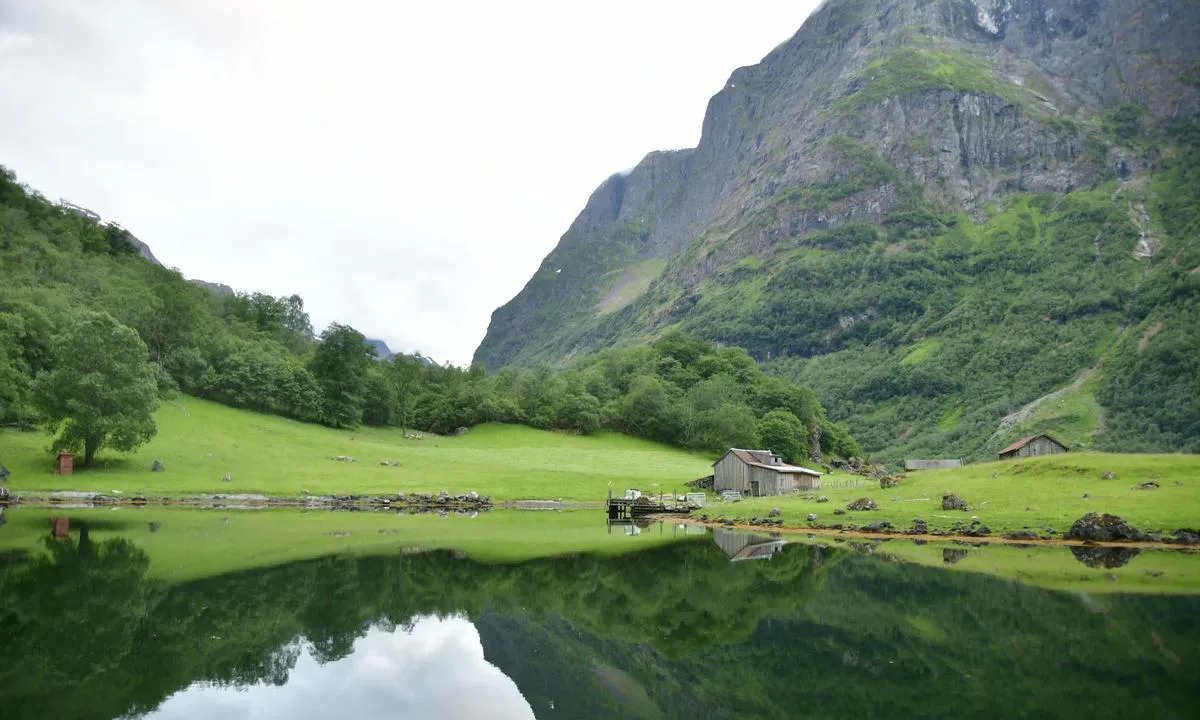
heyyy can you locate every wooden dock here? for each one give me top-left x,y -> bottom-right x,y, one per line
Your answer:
606,489 -> 693,519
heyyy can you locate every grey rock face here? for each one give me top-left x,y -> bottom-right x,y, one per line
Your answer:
474,0 -> 1200,370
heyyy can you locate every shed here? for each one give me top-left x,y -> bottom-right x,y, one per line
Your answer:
713,449 -> 822,497
904,459 -> 964,471
56,453 -> 74,476
998,433 -> 1069,460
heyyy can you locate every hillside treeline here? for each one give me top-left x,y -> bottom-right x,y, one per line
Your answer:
387,330 -> 859,460
0,167 -> 854,461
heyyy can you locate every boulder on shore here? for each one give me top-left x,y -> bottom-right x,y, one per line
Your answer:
1065,513 -> 1148,542
846,497 -> 877,512
941,493 -> 968,511
1171,530 -> 1200,546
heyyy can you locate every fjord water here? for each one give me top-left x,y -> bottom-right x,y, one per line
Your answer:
1,508 -> 1197,719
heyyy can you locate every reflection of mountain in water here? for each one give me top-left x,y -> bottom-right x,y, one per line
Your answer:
0,527 -> 1197,719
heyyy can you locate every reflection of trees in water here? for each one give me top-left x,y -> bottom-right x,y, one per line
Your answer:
0,523 -> 162,720
1,531 -> 1199,720
1070,546 -> 1142,569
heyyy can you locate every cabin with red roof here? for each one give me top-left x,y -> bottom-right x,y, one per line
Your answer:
713,448 -> 822,497
998,433 -> 1069,460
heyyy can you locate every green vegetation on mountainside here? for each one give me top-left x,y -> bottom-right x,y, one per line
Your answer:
471,0 -> 1200,463
478,121 -> 1200,462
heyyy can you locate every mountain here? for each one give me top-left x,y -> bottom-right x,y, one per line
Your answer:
365,338 -> 394,360
474,0 -> 1200,460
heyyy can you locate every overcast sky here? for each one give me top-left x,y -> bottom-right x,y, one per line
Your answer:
0,0 -> 822,365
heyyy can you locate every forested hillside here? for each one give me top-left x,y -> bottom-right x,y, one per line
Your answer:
0,167 -> 852,461
473,0 -> 1200,461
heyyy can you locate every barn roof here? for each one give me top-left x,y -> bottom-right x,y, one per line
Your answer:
717,449 -> 823,476
999,433 -> 1069,455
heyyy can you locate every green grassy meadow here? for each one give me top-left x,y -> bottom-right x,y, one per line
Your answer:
0,396 -> 713,501
704,452 -> 1200,535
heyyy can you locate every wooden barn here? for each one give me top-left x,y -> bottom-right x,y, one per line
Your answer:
998,433 -> 1069,460
713,449 -> 822,497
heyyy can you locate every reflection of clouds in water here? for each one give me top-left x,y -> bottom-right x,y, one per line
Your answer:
143,616 -> 535,720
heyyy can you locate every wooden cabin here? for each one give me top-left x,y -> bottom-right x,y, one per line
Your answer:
998,433 -> 1069,460
713,449 -> 822,497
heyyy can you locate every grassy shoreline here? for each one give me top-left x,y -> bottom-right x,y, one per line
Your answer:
2,396 -> 1196,537
692,452 -> 1200,536
0,396 -> 713,502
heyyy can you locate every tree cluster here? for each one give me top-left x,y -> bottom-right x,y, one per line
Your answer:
0,165 -> 857,464
365,330 -> 859,461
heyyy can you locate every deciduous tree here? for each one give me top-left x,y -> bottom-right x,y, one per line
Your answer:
33,312 -> 159,466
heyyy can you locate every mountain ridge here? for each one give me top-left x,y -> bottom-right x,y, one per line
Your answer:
474,0 -> 1200,459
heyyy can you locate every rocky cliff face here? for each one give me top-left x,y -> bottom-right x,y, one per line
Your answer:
475,0 -> 1200,459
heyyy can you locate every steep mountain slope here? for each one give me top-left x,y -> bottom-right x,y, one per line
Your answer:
474,0 -> 1200,460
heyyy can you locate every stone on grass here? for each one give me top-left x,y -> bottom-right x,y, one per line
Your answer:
1170,530 -> 1200,546
768,508 -> 782,518
941,493 -> 968,511
1006,529 -> 1040,540
846,497 -> 877,512
816,496 -> 830,504
152,459 -> 164,472
1065,513 -> 1147,542
807,513 -> 818,522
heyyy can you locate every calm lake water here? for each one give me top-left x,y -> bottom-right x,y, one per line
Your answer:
1,507 -> 1198,719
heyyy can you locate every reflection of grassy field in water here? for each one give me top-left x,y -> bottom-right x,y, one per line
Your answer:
0,507 -> 688,583
0,396 -> 712,501
3,504 -> 1197,594
783,533 -> 1200,595
702,452 -> 1200,535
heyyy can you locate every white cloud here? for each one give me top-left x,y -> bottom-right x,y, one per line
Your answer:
142,616 -> 536,719
0,0 -> 823,364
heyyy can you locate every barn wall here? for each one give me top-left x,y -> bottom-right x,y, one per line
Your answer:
714,454 -> 750,493
1026,437 -> 1066,457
